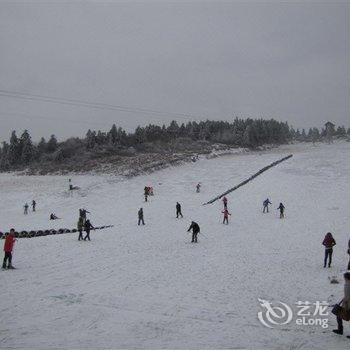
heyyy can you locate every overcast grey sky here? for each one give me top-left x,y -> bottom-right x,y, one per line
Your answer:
0,1 -> 349,142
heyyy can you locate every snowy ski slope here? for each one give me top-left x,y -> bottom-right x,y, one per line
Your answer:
1,141 -> 350,350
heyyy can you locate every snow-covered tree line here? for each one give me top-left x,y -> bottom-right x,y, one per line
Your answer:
0,118 -> 348,170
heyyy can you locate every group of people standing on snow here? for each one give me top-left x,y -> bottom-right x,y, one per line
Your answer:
23,200 -> 36,215
262,198 -> 285,218
77,209 -> 94,241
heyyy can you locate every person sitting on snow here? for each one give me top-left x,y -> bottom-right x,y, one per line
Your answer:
50,213 -> 59,220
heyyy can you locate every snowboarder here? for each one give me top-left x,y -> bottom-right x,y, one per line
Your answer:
2,229 -> 16,269
50,213 -> 59,220
222,196 -> 228,209
138,208 -> 145,225
322,232 -> 336,268
77,216 -> 84,241
196,183 -> 201,193
84,219 -> 94,241
277,202 -> 285,218
24,203 -> 29,215
222,209 -> 231,224
32,200 -> 36,212
187,221 -> 200,243
332,272 -> 350,337
263,198 -> 271,213
176,202 -> 183,218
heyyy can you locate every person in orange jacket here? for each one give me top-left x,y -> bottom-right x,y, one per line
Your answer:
222,209 -> 231,224
2,229 -> 16,269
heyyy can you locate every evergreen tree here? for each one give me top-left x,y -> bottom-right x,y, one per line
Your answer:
47,134 -> 58,153
20,130 -> 35,164
8,131 -> 20,165
38,137 -> 47,154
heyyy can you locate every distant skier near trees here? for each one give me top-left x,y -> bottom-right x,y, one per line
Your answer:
196,183 -> 201,193
222,196 -> 228,209
176,202 -> 183,218
322,232 -> 336,268
263,198 -> 271,213
32,200 -> 36,212
222,209 -> 231,224
84,219 -> 94,241
138,208 -> 145,225
24,203 -> 29,215
2,229 -> 16,269
277,202 -> 285,218
77,217 -> 84,241
187,221 -> 200,243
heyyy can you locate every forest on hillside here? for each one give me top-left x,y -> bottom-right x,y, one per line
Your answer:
0,118 -> 348,173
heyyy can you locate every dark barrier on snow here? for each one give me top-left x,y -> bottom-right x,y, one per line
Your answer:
0,225 -> 114,239
203,154 -> 293,205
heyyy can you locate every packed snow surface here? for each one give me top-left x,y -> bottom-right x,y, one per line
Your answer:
1,142 -> 350,350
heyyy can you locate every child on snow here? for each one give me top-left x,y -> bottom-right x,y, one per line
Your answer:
222,209 -> 231,224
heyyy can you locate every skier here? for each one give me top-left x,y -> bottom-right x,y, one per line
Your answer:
222,196 -> 228,209
176,202 -> 183,218
77,216 -> 84,241
84,219 -> 94,241
222,209 -> 231,224
332,272 -> 350,337
138,208 -> 145,225
2,229 -> 16,269
263,198 -> 272,213
24,203 -> 29,215
32,200 -> 36,212
322,232 -> 336,268
69,178 -> 73,191
50,213 -> 59,220
277,202 -> 285,218
187,221 -> 200,243
196,183 -> 201,193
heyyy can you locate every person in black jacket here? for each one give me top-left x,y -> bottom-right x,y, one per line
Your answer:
84,219 -> 94,241
138,208 -> 145,225
187,221 -> 200,243
176,202 -> 183,218
277,203 -> 285,218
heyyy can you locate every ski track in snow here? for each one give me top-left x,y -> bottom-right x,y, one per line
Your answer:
0,142 -> 350,350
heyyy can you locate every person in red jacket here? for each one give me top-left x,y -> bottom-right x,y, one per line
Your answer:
222,209 -> 231,225
322,232 -> 336,268
2,229 -> 16,269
